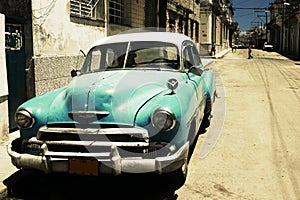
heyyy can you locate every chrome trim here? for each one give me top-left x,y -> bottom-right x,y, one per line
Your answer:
68,111 -> 110,122
14,108 -> 35,129
151,108 -> 176,131
28,137 -> 150,148
36,126 -> 150,143
166,78 -> 178,93
8,138 -> 189,175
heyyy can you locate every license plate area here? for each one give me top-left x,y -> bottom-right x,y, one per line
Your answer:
69,158 -> 99,176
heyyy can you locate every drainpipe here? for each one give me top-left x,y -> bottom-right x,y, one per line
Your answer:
104,0 -> 108,37
157,0 -> 159,30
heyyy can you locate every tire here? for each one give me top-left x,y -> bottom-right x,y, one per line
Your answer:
200,98 -> 212,129
163,158 -> 188,190
187,120 -> 199,162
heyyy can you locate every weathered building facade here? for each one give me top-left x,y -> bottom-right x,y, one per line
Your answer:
268,0 -> 300,59
199,0 -> 234,54
0,0 -> 234,139
165,0 -> 201,43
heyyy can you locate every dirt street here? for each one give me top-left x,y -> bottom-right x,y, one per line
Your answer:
176,49 -> 300,199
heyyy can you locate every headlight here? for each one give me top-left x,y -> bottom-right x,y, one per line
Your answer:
151,108 -> 176,131
15,109 -> 35,129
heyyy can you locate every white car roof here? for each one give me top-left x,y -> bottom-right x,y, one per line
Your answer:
90,32 -> 193,49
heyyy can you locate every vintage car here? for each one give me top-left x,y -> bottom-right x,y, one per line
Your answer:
8,31 -> 216,188
262,42 -> 274,51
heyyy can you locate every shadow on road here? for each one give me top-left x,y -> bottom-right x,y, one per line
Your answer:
4,169 -> 179,200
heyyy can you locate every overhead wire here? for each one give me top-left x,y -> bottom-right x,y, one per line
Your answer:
233,0 -> 273,31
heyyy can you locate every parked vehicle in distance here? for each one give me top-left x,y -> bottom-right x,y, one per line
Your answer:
263,42 -> 274,51
8,31 -> 216,189
235,42 -> 248,49
235,43 -> 243,49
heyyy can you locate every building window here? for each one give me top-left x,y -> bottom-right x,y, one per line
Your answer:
195,22 -> 199,43
5,24 -> 23,51
70,0 -> 104,21
109,0 -> 124,24
168,10 -> 176,32
145,0 -> 157,27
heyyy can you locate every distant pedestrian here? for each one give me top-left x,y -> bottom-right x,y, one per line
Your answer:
211,42 -> 216,56
248,45 -> 253,59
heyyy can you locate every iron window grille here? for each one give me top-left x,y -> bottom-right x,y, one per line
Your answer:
109,0 -> 124,24
70,0 -> 104,20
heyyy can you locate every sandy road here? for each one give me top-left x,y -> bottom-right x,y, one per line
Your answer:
176,49 -> 300,200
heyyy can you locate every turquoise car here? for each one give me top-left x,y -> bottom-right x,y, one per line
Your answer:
8,31 -> 216,188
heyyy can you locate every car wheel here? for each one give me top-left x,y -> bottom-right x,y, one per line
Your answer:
200,98 -> 212,129
163,157 -> 188,190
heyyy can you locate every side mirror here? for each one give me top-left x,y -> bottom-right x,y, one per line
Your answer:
188,66 -> 203,76
71,69 -> 79,77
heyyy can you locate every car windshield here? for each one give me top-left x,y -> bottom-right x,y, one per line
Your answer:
80,41 -> 179,74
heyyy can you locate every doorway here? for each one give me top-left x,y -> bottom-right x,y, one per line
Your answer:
5,18 -> 27,131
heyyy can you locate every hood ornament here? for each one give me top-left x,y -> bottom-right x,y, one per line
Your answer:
167,78 -> 178,94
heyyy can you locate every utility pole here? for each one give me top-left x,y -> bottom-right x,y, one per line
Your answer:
104,0 -> 108,37
265,10 -> 269,42
257,14 -> 267,41
281,1 -> 290,52
281,3 -> 284,51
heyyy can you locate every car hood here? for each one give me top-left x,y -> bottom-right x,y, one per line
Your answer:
47,70 -> 185,125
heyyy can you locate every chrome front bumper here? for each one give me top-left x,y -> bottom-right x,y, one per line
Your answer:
7,126 -> 189,176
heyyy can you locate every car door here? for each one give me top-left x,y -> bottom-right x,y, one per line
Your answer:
182,41 -> 206,123
182,41 -> 205,98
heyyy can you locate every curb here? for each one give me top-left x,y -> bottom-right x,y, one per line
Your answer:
201,48 -> 231,60
202,58 -> 214,67
214,49 -> 231,59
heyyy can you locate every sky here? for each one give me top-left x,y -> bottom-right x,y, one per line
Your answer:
231,0 -> 275,32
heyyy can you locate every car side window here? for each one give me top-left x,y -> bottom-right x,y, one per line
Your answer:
191,45 -> 202,67
183,45 -> 194,69
182,41 -> 202,69
90,49 -> 102,71
182,42 -> 201,69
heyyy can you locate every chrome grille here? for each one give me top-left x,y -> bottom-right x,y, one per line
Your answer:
22,125 -> 170,159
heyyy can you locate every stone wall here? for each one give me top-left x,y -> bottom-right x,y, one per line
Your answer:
34,55 -> 85,96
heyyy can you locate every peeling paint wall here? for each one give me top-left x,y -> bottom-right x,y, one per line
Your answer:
31,0 -> 105,95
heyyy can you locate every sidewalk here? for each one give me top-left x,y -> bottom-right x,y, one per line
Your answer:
0,130 -> 19,199
201,48 -> 231,67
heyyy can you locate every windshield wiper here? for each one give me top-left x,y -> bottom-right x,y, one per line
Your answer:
122,42 -> 131,69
